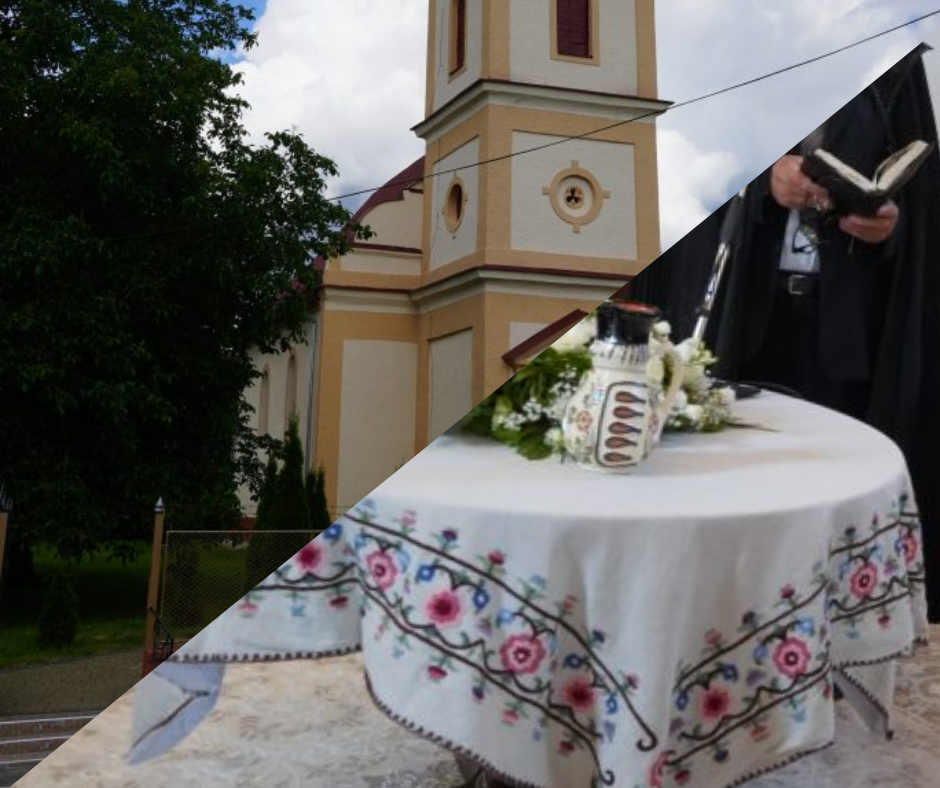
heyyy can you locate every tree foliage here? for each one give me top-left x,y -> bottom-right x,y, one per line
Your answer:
245,417 -> 311,589
36,569 -> 80,648
306,466 -> 332,533
0,1 -> 367,564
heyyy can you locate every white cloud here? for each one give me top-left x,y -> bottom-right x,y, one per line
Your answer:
656,129 -> 742,250
231,1 -> 940,243
232,0 -> 427,202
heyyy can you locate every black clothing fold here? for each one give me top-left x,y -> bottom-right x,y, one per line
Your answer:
631,47 -> 940,620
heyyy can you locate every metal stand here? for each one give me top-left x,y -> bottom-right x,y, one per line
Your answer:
691,187 -> 748,344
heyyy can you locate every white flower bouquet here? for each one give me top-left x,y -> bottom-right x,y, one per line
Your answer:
460,309 -> 744,460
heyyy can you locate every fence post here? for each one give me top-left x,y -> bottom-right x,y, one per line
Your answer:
142,498 -> 166,677
0,487 -> 11,585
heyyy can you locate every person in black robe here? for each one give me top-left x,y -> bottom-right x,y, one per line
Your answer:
630,45 -> 940,621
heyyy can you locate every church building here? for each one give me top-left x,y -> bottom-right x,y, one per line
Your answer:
243,0 -> 668,518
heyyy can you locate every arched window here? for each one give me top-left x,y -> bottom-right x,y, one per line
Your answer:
258,366 -> 270,436
556,0 -> 593,60
449,0 -> 467,75
284,352 -> 298,433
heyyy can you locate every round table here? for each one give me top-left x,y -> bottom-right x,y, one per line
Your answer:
131,393 -> 928,788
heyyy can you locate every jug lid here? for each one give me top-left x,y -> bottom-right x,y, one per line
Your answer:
596,301 -> 661,345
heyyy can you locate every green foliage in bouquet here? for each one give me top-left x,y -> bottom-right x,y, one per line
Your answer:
460,348 -> 592,460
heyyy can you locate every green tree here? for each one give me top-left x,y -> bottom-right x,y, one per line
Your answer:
245,417 -> 310,589
306,466 -> 332,533
244,453 -> 280,591
0,1 -> 369,576
36,569 -> 80,648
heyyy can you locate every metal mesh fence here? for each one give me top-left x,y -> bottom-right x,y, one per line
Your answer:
159,529 -> 321,640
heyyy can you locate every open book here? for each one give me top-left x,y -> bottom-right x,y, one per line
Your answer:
801,139 -> 934,217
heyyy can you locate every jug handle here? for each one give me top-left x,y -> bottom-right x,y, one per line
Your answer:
656,346 -> 685,440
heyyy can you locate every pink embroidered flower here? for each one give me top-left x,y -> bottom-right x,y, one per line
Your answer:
901,533 -> 919,564
488,550 -> 506,566
426,590 -> 463,626
849,563 -> 878,599
330,595 -> 349,610
238,599 -> 258,615
558,741 -> 575,755
366,551 -> 398,591
704,629 -> 723,648
698,687 -> 732,720
649,751 -> 673,788
878,613 -> 892,629
780,584 -> 796,600
295,543 -> 323,572
502,709 -> 520,725
499,635 -> 547,674
562,678 -> 597,714
750,724 -> 770,742
675,769 -> 691,785
428,666 -> 447,682
773,637 -> 812,679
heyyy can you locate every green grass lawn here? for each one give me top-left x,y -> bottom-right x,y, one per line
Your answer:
0,534 -> 316,669
0,544 -> 151,669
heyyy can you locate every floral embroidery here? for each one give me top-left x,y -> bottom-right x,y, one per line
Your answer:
426,590 -> 464,627
772,637 -> 812,679
296,542 -> 324,572
340,502 -> 653,787
500,635 -> 547,674
366,550 -> 398,591
219,492 -> 924,788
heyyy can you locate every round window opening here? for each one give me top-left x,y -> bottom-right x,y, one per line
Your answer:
556,176 -> 595,219
444,180 -> 466,233
543,162 -> 610,233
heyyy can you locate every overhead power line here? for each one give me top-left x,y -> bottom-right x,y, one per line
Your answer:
102,8 -> 940,242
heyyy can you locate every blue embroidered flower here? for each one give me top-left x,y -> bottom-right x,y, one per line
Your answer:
496,608 -> 516,626
720,664 -> 739,682
473,586 -> 491,611
753,643 -> 769,664
563,653 -> 585,670
675,691 -> 690,711
324,522 -> 343,542
416,564 -> 436,583
606,695 -> 618,714
795,617 -> 815,637
713,747 -> 729,763
395,549 -> 411,572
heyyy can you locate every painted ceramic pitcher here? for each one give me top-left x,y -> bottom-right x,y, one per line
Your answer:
561,301 -> 685,472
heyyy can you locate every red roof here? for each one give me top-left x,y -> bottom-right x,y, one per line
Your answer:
314,157 -> 426,272
352,157 -> 426,224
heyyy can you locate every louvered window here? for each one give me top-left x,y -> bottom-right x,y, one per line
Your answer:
450,0 -> 467,74
557,0 -> 592,59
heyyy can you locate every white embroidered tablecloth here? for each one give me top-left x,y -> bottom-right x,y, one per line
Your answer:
130,393 -> 928,788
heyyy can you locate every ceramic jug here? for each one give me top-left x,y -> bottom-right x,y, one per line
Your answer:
561,301 -> 685,472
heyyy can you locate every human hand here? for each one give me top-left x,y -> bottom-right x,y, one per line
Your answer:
770,155 -> 831,211
838,201 -> 899,244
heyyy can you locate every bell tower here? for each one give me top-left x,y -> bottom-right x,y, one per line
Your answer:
415,0 -> 667,285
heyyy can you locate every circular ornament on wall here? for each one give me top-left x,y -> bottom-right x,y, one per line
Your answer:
542,161 -> 610,233
442,176 -> 469,235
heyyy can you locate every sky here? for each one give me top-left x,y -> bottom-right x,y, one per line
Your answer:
223,1 -> 940,250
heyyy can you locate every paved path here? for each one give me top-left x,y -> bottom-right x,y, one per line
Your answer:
0,651 -> 141,717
